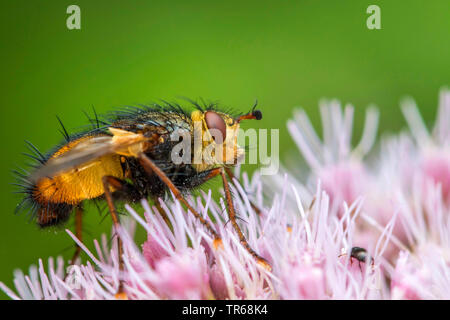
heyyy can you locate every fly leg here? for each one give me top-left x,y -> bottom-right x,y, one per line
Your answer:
137,152 -> 223,249
102,176 -> 129,299
63,205 -> 84,282
220,168 -> 271,271
152,196 -> 172,227
138,152 -> 269,270
69,205 -> 83,265
224,167 -> 263,216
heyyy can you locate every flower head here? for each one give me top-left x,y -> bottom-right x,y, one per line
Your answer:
2,89 -> 450,300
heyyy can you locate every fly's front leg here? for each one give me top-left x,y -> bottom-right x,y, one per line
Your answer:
220,168 -> 271,271
224,167 -> 263,216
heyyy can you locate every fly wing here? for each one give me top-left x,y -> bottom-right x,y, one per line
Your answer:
29,128 -> 152,183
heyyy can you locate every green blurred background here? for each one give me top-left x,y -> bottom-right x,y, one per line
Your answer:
0,0 -> 449,298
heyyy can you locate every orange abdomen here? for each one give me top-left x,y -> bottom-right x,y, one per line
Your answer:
33,136 -> 125,206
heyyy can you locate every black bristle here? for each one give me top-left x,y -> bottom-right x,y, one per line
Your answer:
56,116 -> 70,142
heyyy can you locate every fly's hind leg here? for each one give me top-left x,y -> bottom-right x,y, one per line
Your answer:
69,205 -> 83,265
63,205 -> 84,282
220,168 -> 271,271
101,176 -> 129,299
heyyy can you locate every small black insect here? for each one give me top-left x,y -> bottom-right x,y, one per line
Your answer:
350,247 -> 374,269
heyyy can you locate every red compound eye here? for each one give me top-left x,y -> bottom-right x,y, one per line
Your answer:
205,111 -> 227,143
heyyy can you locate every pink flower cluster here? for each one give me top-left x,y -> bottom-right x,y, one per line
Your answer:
284,89 -> 450,299
1,89 -> 449,300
